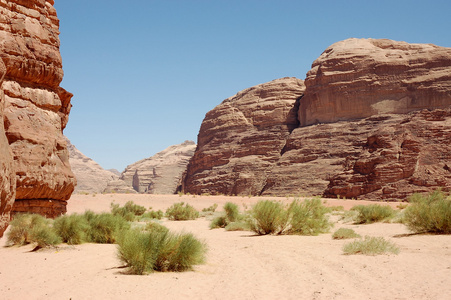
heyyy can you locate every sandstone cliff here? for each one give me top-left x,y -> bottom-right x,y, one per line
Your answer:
0,0 -> 75,218
183,39 -> 451,200
0,59 -> 15,237
182,78 -> 306,195
300,38 -> 451,126
67,138 -> 119,194
118,141 -> 196,194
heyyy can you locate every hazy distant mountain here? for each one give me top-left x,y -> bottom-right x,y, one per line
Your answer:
66,137 -> 119,193
114,141 -> 196,194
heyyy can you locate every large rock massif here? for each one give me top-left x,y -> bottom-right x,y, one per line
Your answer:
0,59 -> 15,237
183,39 -> 451,200
0,0 -> 75,235
183,78 -> 306,195
115,141 -> 196,194
67,138 -> 118,194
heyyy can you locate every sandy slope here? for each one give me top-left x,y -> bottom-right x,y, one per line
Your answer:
0,194 -> 450,300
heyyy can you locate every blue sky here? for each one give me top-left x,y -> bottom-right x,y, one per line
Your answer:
54,0 -> 451,171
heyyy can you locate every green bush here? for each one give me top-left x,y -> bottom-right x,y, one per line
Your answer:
209,202 -> 243,229
145,222 -> 169,234
165,202 -> 199,221
224,202 -> 239,222
286,198 -> 331,235
351,204 -> 396,224
247,198 -> 331,235
224,221 -> 251,231
54,214 -> 90,245
403,190 -> 451,234
139,210 -> 164,221
202,203 -> 218,213
111,201 -> 147,221
247,200 -> 289,235
117,228 -> 206,274
86,213 -> 130,244
332,228 -> 361,240
209,216 -> 228,229
342,236 -> 400,255
7,213 -> 60,248
29,224 -> 61,248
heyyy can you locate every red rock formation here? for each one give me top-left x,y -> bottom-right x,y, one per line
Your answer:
182,77 -> 305,195
183,39 -> 451,200
0,0 -> 75,218
300,38 -> 451,126
324,109 -> 451,200
0,59 -> 15,237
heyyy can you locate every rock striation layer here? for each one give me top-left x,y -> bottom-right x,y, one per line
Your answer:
300,38 -> 451,126
119,141 -> 196,194
0,0 -> 75,218
182,78 -> 306,195
67,138 -> 119,194
183,39 -> 451,200
0,59 -> 15,237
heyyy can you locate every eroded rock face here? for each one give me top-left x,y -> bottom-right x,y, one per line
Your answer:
121,141 -> 196,194
0,0 -> 75,217
300,38 -> 451,126
0,59 -> 15,238
67,138 -> 119,194
268,109 -> 451,199
183,39 -> 451,200
182,78 -> 305,195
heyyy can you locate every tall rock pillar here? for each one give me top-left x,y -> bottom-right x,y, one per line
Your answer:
0,0 -> 76,219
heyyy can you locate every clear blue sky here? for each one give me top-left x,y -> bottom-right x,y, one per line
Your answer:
54,0 -> 451,171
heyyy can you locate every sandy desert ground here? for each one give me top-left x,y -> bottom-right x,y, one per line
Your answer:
1,194 -> 450,300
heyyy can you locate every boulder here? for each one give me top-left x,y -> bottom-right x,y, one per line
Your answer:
0,0 -> 75,217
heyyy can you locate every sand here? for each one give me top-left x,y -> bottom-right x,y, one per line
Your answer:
0,194 -> 450,300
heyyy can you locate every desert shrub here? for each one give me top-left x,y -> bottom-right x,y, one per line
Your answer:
403,190 -> 451,234
396,203 -> 409,210
165,202 -> 199,221
332,228 -> 361,240
209,216 -> 228,229
139,210 -> 164,221
209,202 -> 242,229
247,198 -> 332,235
82,210 -> 97,222
247,200 -> 289,235
351,204 -> 396,224
286,198 -> 331,235
117,228 -> 206,275
342,236 -> 400,255
86,213 -> 130,244
224,202 -> 239,222
29,224 -> 61,248
144,222 -> 169,234
225,221 -> 251,231
54,214 -> 90,245
202,203 -> 218,213
339,210 -> 359,223
7,213 -> 60,247
111,201 -> 147,221
328,205 -> 345,215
